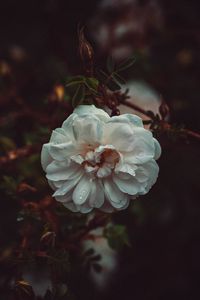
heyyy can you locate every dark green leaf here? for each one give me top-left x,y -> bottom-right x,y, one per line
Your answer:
0,176 -> 18,195
65,80 -> 84,87
65,76 -> 85,87
117,55 -> 136,72
98,70 -> 121,90
104,224 -> 130,250
107,78 -> 121,91
85,77 -> 99,92
0,136 -> 16,152
98,69 -> 109,82
72,84 -> 86,108
112,72 -> 126,85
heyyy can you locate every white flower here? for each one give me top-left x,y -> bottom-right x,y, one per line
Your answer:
41,105 -> 161,213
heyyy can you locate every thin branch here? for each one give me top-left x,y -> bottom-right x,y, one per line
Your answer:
123,100 -> 200,141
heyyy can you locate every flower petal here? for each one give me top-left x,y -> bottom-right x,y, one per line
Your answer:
78,203 -> 93,213
113,174 -> 141,196
74,105 -> 110,121
108,114 -> 143,127
73,116 -> 103,144
49,128 -> 70,144
100,200 -> 115,213
71,154 -> 84,164
103,179 -> 128,206
115,162 -> 137,177
116,198 -> 130,210
63,201 -> 79,212
41,144 -> 52,171
153,138 -> 161,160
103,123 -> 134,152
61,113 -> 78,140
55,193 -> 72,203
88,180 -> 104,208
53,173 -> 83,197
46,161 -> 81,181
48,142 -> 76,161
140,160 -> 159,193
97,166 -> 112,178
72,175 -> 91,205
123,128 -> 156,163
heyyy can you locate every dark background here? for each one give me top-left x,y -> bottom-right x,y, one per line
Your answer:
0,0 -> 200,299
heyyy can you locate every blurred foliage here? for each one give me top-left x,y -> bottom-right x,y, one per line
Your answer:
103,224 -> 130,250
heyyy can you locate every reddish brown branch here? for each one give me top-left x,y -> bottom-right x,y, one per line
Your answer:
181,128 -> 200,140
123,100 -> 200,141
123,100 -> 149,117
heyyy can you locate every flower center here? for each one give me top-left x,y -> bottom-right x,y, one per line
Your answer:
82,145 -> 120,178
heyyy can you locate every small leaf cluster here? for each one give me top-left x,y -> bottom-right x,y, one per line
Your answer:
98,55 -> 136,91
65,76 -> 99,107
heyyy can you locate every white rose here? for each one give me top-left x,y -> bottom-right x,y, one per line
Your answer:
41,105 -> 161,213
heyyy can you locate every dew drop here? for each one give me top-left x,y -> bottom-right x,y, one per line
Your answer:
79,189 -> 87,201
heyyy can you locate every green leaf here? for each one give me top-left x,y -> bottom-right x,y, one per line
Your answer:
112,72 -> 126,85
117,55 -> 136,72
72,84 -> 86,108
0,176 -> 18,195
107,78 -> 121,91
98,69 -> 109,82
98,70 -> 121,91
104,224 -> 130,250
85,77 -> 99,91
65,76 -> 85,87
0,136 -> 16,152
65,80 -> 84,87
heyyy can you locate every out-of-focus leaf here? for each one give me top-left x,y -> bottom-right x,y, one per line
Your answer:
112,72 -> 126,85
72,84 -> 86,108
98,70 -> 121,91
117,55 -> 136,72
65,76 -> 85,87
107,78 -> 121,91
85,77 -> 99,92
0,176 -> 18,195
0,136 -> 16,152
104,224 -> 130,250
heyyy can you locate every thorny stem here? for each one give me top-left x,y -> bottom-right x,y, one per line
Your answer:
123,100 -> 200,141
123,99 -> 151,117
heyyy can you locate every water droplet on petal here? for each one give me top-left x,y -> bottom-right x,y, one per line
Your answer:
80,189 -> 87,201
